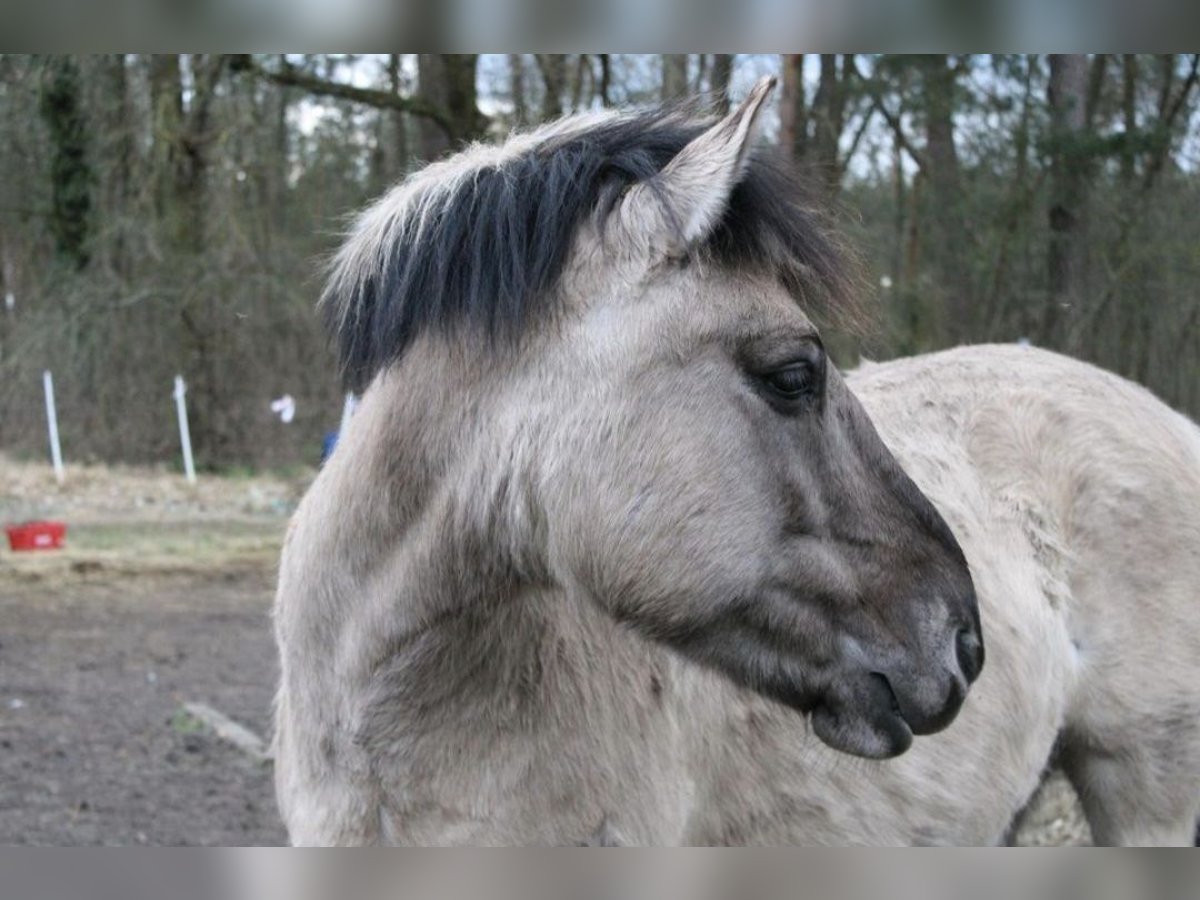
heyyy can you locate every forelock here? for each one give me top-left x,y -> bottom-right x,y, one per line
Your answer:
323,102 -> 863,393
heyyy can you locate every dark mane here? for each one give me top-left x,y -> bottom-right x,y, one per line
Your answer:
323,105 -> 862,393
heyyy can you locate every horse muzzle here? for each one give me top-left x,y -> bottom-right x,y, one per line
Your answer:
812,600 -> 984,759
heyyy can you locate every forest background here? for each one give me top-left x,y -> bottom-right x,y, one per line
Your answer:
1,54 -> 1196,469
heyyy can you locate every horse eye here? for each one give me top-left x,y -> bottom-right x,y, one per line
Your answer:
762,364 -> 816,399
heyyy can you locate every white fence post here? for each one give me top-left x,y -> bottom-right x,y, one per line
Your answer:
173,375 -> 196,484
42,370 -> 64,484
339,392 -> 357,436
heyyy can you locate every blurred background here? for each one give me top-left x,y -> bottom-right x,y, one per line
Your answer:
1,53 -> 1198,470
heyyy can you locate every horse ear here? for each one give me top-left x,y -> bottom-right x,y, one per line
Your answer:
620,75 -> 777,257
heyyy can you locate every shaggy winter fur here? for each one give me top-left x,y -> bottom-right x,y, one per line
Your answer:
321,83 -> 857,393
274,81 -> 1200,845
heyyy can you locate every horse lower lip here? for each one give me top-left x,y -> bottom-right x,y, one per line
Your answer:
869,672 -> 904,716
810,699 -> 913,759
883,712 -> 914,755
869,673 -> 923,742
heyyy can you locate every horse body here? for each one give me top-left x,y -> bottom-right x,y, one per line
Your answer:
692,343 -> 1085,845
701,344 -> 1200,846
850,345 -> 1200,846
273,81 -> 1199,845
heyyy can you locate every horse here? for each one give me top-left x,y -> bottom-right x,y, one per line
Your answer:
272,77 -> 1200,845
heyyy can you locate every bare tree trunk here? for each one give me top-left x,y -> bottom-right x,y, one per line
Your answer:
176,55 -> 224,254
1044,54 -> 1090,351
661,54 -> 689,101
779,54 -> 806,161
417,55 -> 483,159
509,54 -> 527,126
891,125 -> 906,297
902,174 -> 931,352
535,54 -> 566,121
810,55 -> 849,198
177,55 -> 228,467
597,54 -> 611,107
693,54 -> 710,93
39,55 -> 93,270
1120,55 -> 1138,187
369,56 -> 405,191
416,54 -> 449,159
148,55 -> 183,253
1140,54 -> 1197,192
1131,55 -> 1196,380
102,54 -> 135,279
149,54 -> 224,254
984,55 -> 1038,340
382,54 -> 408,181
268,63 -> 292,228
920,55 -> 972,343
1108,54 -> 1140,370
568,54 -> 589,112
140,54 -> 233,467
711,54 -> 734,114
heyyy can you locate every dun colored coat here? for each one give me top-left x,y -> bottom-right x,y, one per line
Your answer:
274,79 -> 1200,845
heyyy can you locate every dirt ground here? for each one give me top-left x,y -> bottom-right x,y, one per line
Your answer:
1,455 -> 298,845
1,569 -> 285,845
0,454 -> 1089,846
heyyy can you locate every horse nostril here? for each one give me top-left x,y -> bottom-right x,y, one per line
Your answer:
955,626 -> 984,684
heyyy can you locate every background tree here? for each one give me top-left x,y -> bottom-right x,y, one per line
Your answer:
0,54 -> 1197,470
661,55 -> 689,100
39,55 -> 93,270
1045,53 -> 1096,351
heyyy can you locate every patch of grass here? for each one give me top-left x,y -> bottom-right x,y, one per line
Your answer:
207,461 -> 314,481
210,464 -> 260,480
170,707 -> 206,736
1,518 -> 287,585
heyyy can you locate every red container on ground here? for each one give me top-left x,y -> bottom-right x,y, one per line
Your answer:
5,521 -> 67,551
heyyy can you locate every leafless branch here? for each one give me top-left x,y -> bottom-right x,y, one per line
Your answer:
871,95 -> 927,171
233,55 -> 454,135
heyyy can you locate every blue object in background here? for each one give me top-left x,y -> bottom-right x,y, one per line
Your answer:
321,431 -> 339,464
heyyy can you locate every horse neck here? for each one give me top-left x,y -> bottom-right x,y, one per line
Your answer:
325,375 -> 630,707
322,370 -> 746,841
